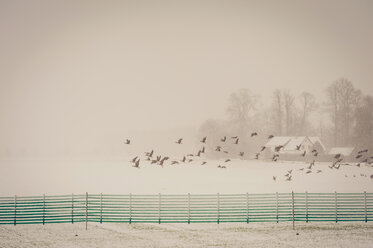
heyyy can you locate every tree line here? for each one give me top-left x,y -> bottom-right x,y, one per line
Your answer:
199,78 -> 373,157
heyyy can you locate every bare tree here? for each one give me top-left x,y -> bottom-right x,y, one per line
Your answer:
326,78 -> 361,146
353,95 -> 373,151
299,92 -> 317,135
283,89 -> 295,135
271,89 -> 283,135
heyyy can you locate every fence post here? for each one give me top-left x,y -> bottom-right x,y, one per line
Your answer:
129,193 -> 132,224
246,192 -> 249,224
14,195 -> 17,226
100,193 -> 103,224
335,191 -> 338,223
364,191 -> 367,223
85,192 -> 88,230
305,191 -> 308,223
217,193 -> 220,224
187,193 -> 190,224
71,193 -> 74,224
158,193 -> 161,224
292,191 -> 295,230
276,192 -> 279,223
42,194 -> 45,225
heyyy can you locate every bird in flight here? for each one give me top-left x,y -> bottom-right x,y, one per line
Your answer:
225,159 -> 231,163
221,136 -> 226,142
275,145 -> 283,152
234,138 -> 239,144
124,139 -> 130,144
260,146 -> 266,152
251,132 -> 258,137
201,136 -> 207,143
201,161 -> 207,165
231,136 -> 238,139
133,159 -> 140,168
239,152 -> 244,157
130,156 -> 138,163
268,135 -> 274,139
296,144 -> 301,151
176,138 -> 183,144
273,176 -> 276,181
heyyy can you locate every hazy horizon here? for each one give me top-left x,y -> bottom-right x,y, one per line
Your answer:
1,0 -> 372,157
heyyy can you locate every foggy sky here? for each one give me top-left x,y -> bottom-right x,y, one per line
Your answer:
0,0 -> 372,156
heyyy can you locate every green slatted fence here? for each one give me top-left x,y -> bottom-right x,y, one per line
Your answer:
1,192 -> 372,227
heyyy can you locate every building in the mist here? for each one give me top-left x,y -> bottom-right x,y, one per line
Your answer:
264,136 -> 327,156
328,147 -> 356,159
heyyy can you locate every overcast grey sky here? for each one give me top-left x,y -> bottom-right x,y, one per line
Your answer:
0,0 -> 372,155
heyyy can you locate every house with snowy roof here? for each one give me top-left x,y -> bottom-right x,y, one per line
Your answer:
264,136 -> 326,155
328,147 -> 355,157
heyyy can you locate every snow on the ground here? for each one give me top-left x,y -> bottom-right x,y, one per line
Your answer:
1,222 -> 373,248
0,158 -> 372,196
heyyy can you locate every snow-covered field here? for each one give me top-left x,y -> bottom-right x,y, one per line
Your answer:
1,222 -> 373,248
0,158 -> 372,196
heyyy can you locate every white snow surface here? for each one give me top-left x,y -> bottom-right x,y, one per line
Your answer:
0,158 -> 372,196
1,222 -> 373,248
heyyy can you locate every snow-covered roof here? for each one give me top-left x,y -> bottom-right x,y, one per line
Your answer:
309,137 -> 326,151
328,147 -> 355,156
283,136 -> 308,151
265,136 -> 292,147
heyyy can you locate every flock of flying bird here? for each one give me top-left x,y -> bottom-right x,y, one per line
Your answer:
123,134 -> 373,182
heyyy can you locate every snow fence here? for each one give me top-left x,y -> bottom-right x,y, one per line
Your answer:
0,192 -> 372,225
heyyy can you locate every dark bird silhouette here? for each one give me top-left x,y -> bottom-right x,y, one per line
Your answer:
182,156 -> 186,163
234,138 -> 239,144
268,135 -> 274,139
130,156 -> 138,163
296,144 -> 301,150
201,136 -> 207,143
176,138 -> 183,144
255,153 -> 260,160
317,170 -> 322,173
201,147 -> 205,153
251,132 -> 258,137
223,151 -> 229,154
358,149 -> 368,154
217,165 -> 222,168
314,152 -> 318,157
231,136 -> 238,139
221,136 -> 226,142
171,161 -> 179,165
187,153 -> 194,157
370,175 -> 373,179
124,139 -> 130,144
356,163 -> 361,167
196,150 -> 201,157
306,170 -> 312,174
215,146 -> 222,152
225,159 -> 231,163
151,159 -> 158,164
286,176 -> 292,181
188,159 -> 193,163
260,146 -> 266,152
133,159 -> 140,168
145,150 -> 154,157
239,152 -> 244,157
221,165 -> 227,169
201,161 -> 207,165
311,149 -> 317,153
288,170 -> 293,174
355,154 -> 363,159
275,145 -> 283,152
273,176 -> 276,181
301,151 -> 306,157
334,153 -> 342,159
